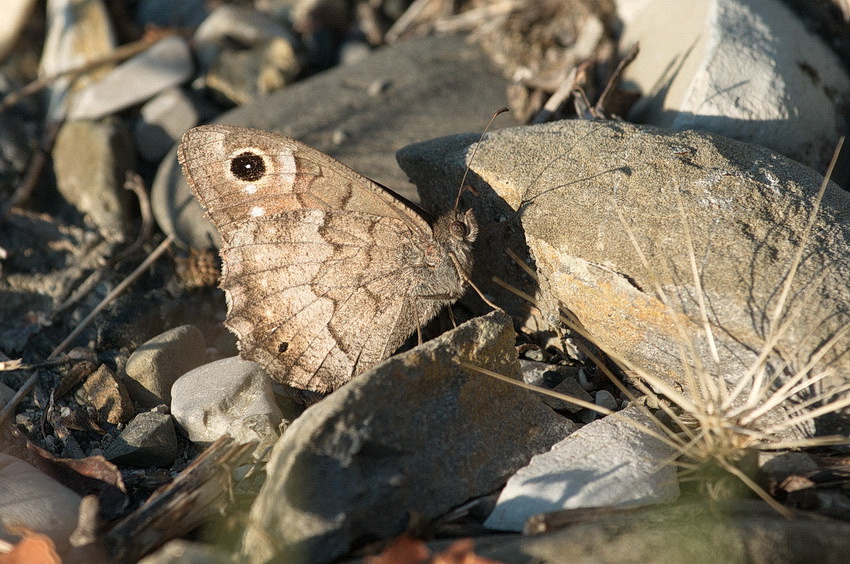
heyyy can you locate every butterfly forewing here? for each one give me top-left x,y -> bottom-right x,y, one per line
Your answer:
178,125 -> 473,394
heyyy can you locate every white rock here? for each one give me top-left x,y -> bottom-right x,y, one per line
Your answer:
484,405 -> 679,532
68,35 -> 194,121
617,0 -> 850,171
171,356 -> 282,449
0,454 -> 81,555
0,0 -> 37,61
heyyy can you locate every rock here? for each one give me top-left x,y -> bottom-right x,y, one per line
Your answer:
68,35 -> 194,121
758,451 -> 818,483
134,87 -> 200,163
484,405 -> 679,532
134,0 -> 209,29
171,356 -> 282,451
152,33 -> 515,249
397,119 -> 850,438
193,5 -> 301,105
0,454 -> 82,556
0,382 -> 14,407
137,539 -> 230,564
205,36 -> 301,106
594,389 -> 618,411
519,360 -> 591,413
51,119 -> 135,236
103,408 -> 180,467
0,0 -> 37,62
40,0 -> 116,121
82,364 -> 135,424
193,5 -> 299,72
239,311 -> 575,563
421,501 -> 850,563
124,325 -> 207,408
617,0 -> 850,173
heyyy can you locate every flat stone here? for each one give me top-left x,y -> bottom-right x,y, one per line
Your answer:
134,87 -> 200,163
617,0 -> 850,173
51,119 -> 135,236
152,33 -> 515,249
484,406 -> 679,531
68,35 -> 194,121
124,325 -> 207,407
239,311 -> 575,563
171,356 -> 282,451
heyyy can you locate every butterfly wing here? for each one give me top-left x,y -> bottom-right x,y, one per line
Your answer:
178,125 -> 446,392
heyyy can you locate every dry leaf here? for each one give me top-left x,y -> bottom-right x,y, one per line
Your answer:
0,526 -> 61,564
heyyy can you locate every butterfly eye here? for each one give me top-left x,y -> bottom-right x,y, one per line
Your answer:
449,220 -> 468,239
231,151 -> 266,181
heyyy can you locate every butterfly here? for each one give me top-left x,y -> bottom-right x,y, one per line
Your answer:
177,125 -> 477,394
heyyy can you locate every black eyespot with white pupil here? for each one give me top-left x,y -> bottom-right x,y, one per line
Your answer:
449,220 -> 468,239
231,151 -> 266,181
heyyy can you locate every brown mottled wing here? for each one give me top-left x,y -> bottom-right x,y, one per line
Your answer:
177,125 -> 434,393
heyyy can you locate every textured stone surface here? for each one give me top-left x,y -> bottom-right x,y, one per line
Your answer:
171,356 -> 282,450
239,311 -> 574,563
397,119 -> 850,437
617,0 -> 850,174
124,325 -> 207,407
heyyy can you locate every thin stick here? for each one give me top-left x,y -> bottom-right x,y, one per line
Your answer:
0,234 -> 174,425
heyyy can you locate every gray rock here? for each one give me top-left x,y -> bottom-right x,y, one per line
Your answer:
204,36 -> 300,105
239,311 -> 575,563
758,451 -> 819,483
152,33 -> 514,249
0,382 -> 14,407
617,0 -> 850,173
51,119 -> 135,237
40,0 -> 116,121
134,0 -> 209,29
134,87 -> 199,162
397,119 -> 850,438
193,5 -> 299,71
103,409 -> 180,467
124,325 -> 207,407
484,405 -> 679,532
137,539 -> 230,564
423,501 -> 850,563
519,360 -> 591,413
171,356 -> 282,451
68,35 -> 194,121
594,390 -> 618,411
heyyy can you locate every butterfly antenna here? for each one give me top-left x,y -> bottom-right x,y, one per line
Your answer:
453,107 -> 510,214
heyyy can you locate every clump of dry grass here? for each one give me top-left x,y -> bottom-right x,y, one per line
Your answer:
469,138 -> 850,517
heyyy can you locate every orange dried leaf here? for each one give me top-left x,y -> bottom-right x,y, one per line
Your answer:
432,538 -> 503,564
366,534 -> 430,564
0,526 -> 61,564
